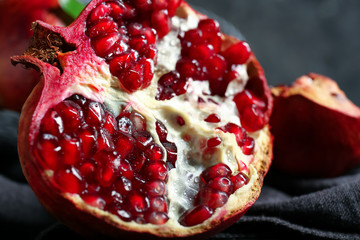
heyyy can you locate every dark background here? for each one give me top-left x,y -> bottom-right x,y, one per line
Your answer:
187,0 -> 360,105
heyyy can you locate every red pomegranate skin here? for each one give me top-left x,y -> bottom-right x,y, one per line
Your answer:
13,0 -> 273,238
271,73 -> 360,177
0,0 -> 64,111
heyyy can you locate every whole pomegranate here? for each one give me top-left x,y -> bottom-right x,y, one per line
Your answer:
13,0 -> 273,238
271,73 -> 360,177
0,0 -> 64,111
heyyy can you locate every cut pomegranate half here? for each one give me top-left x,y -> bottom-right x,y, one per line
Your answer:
12,0 -> 272,238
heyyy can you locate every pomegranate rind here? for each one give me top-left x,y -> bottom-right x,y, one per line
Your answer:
14,0 -> 273,238
271,73 -> 360,177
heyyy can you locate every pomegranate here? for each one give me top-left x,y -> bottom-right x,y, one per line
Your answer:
0,0 -> 67,111
271,73 -> 360,177
12,0 -> 272,238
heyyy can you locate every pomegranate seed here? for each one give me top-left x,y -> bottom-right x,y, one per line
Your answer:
116,209 -> 132,222
146,211 -> 169,225
201,163 -> 232,183
176,116 -> 185,126
35,134 -> 60,169
197,187 -> 228,209
133,131 -> 154,150
156,71 -> 188,100
40,110 -> 64,135
115,132 -> 135,158
82,194 -> 106,209
153,0 -> 168,10
144,180 -> 166,197
198,19 -> 220,34
222,41 -> 251,65
231,172 -> 249,192
115,176 -> 132,195
132,153 -> 147,171
207,137 -> 222,148
130,111 -> 147,132
149,196 -> 168,212
142,27 -> 157,44
60,134 -> 81,165
92,33 -> 121,59
109,2 -> 136,20
129,36 -> 147,51
209,77 -> 230,96
145,143 -> 164,161
162,141 -> 177,166
207,176 -> 233,194
143,161 -> 168,181
182,29 -> 203,46
167,0 -> 182,17
118,158 -> 134,180
85,101 -> 105,127
176,58 -> 197,78
233,90 -> 266,132
133,0 -> 152,12
224,69 -> 240,82
55,100 -> 83,132
155,121 -> 168,142
77,127 -> 98,158
88,3 -> 111,24
179,205 -> 213,227
151,10 -> 170,38
188,44 -> 214,63
242,136 -> 255,155
128,23 -> 143,36
223,123 -> 246,146
204,113 -> 221,123
207,54 -> 226,79
79,162 -> 96,179
128,193 -> 149,213
117,115 -> 135,134
103,111 -> 117,134
109,51 -> 139,76
87,20 -> 118,38
54,168 -> 81,194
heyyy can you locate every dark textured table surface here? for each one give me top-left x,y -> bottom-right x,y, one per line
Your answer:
188,0 -> 360,105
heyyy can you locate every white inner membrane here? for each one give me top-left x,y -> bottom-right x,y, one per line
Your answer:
71,12 -> 258,225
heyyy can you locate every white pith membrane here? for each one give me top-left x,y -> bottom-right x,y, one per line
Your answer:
55,6 -> 269,235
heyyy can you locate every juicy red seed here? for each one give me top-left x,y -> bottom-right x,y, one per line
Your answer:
115,209 -> 132,222
129,36 -> 147,51
60,134 -> 81,165
156,71 -> 188,100
145,144 -> 164,161
176,116 -> 185,126
118,159 -> 134,180
146,212 -> 169,225
201,163 -> 232,183
68,94 -> 87,106
35,134 -> 60,169
142,27 -> 157,44
143,161 -> 168,181
153,0 -> 168,10
222,41 -> 252,65
115,176 -> 132,195
117,116 -> 134,134
197,187 -> 228,209
87,20 -> 118,38
128,22 -> 143,35
115,132 -> 135,158
130,111 -> 147,131
176,59 -> 197,78
139,58 -> 155,88
88,3 -> 111,24
144,180 -> 166,197
179,205 -> 213,227
54,168 -> 82,194
167,0 -> 182,17
82,195 -> 106,209
242,136 -> 255,155
204,113 -> 221,123
224,69 -> 240,82
128,193 -> 149,213
188,44 -> 214,63
151,10 -> 170,38
133,131 -> 154,150
207,54 -> 226,79
97,129 -> 114,151
109,2 -> 136,20
55,100 -> 83,132
223,123 -> 246,146
207,176 -> 233,194
155,121 -> 168,142
78,127 -> 98,158
103,112 -> 117,134
231,172 -> 249,192
149,196 -> 168,212
132,153 -> 147,171
85,101 -> 105,127
162,141 -> 177,166
207,137 -> 222,148
96,161 -> 116,187
133,0 -> 152,12
109,51 -> 139,75
40,110 -> 64,135
198,19 -> 220,33
182,28 -> 203,45
79,162 -> 96,179
92,33 -> 121,58
208,76 -> 230,97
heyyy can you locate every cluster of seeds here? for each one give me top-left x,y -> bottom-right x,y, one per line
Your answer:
155,18 -> 252,100
35,94 -> 176,224
85,0 -> 181,92
179,163 -> 249,226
